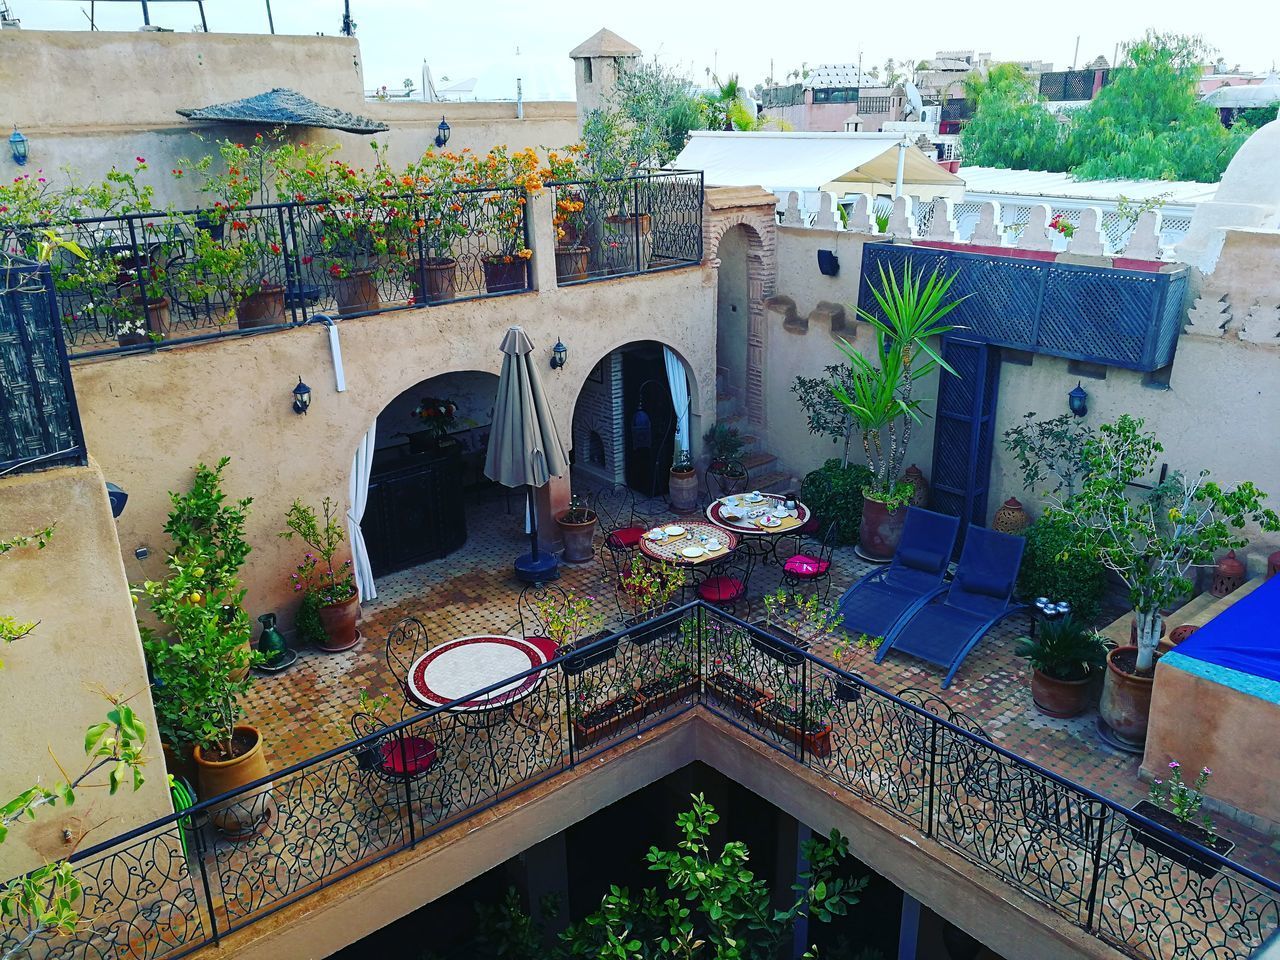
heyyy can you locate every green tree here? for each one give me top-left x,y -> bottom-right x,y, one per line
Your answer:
582,58 -> 705,175
959,64 -> 1063,170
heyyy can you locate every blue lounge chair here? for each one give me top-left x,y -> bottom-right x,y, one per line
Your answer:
876,525 -> 1026,689
837,507 -> 960,641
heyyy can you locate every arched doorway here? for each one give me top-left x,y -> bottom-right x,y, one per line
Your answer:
359,369 -> 499,578
571,340 -> 698,498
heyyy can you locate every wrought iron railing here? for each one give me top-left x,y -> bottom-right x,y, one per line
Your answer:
0,258 -> 86,474
548,170 -> 703,285
4,185 -> 532,358
4,604 -> 1276,960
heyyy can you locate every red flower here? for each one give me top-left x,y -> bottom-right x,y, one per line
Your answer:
135,156 -> 146,163
301,255 -> 313,265
270,243 -> 281,254
328,263 -> 343,278
231,220 -> 249,231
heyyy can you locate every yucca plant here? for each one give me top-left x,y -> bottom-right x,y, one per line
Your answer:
1015,616 -> 1110,682
831,262 -> 963,505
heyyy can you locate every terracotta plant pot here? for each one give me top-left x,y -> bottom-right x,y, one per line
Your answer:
411,257 -> 457,304
554,245 -> 590,283
117,330 -> 151,347
236,283 -> 286,329
1168,624 -> 1200,645
605,213 -> 652,235
1029,669 -> 1094,718
162,740 -> 198,788
668,468 -> 699,513
117,294 -> 169,346
333,268 -> 380,316
1099,642 -> 1171,749
481,257 -> 528,294
316,592 -> 361,652
194,725 -> 272,838
993,497 -> 1031,534
858,495 -> 907,561
556,509 -> 598,564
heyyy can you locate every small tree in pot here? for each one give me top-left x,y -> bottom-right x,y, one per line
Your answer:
831,263 -> 961,559
1050,415 -> 1279,746
281,496 -> 361,652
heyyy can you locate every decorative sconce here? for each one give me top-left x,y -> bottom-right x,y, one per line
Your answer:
1068,382 -> 1088,418
292,376 -> 312,415
550,337 -> 567,370
817,249 -> 840,276
105,482 -> 128,518
9,126 -> 28,166
434,117 -> 451,149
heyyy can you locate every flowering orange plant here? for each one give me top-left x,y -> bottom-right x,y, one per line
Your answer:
401,149 -> 475,261
463,146 -> 542,262
540,145 -> 589,247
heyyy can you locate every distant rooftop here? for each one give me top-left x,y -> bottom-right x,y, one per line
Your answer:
960,166 -> 1218,206
803,64 -> 879,88
177,87 -> 388,134
569,28 -> 641,59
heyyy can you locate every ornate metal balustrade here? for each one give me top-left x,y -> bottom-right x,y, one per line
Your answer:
0,258 -> 85,474
4,605 -> 1276,960
858,241 -> 1189,372
4,185 -> 532,359
548,170 -> 704,285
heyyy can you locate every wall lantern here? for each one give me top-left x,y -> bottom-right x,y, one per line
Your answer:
550,337 -> 567,370
9,126 -> 28,166
105,482 -> 128,519
1067,382 -> 1088,418
292,376 -> 312,415
817,249 -> 840,276
434,117 -> 451,149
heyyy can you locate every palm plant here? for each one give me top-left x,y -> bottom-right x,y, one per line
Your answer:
831,262 -> 963,505
1015,617 -> 1109,681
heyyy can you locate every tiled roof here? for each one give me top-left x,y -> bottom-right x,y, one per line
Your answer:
177,87 -> 389,134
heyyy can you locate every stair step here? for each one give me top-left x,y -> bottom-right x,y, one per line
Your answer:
751,470 -> 792,494
741,451 -> 778,472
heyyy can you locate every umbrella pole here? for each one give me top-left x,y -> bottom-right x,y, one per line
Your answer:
527,485 -> 539,560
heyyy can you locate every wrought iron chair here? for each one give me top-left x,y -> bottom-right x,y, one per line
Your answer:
350,711 -> 438,788
778,521 -> 838,600
591,484 -> 649,552
385,617 -> 432,713
703,459 -> 750,504
517,582 -> 568,660
696,549 -> 756,619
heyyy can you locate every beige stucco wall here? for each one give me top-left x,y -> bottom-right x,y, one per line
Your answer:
69,192 -> 715,634
0,462 -> 172,879
715,226 -> 750,393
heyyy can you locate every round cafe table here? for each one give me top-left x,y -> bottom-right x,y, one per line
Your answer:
637,520 -> 739,567
407,635 -> 549,713
706,494 -> 811,565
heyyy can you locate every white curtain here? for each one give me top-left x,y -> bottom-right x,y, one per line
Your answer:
662,346 -> 691,456
348,421 -> 377,602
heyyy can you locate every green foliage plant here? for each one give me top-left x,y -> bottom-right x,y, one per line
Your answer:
703,422 -> 746,464
799,459 -> 874,546
791,364 -> 859,467
1014,616 -> 1110,681
831,262 -> 961,506
1048,415 -> 1280,672
1016,513 -> 1107,626
1001,411 -> 1094,501
762,589 -> 844,645
281,496 -> 357,606
1148,760 -> 1218,839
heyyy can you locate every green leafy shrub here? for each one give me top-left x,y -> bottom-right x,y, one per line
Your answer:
295,590 -> 328,647
800,459 -> 874,546
1016,513 -> 1107,626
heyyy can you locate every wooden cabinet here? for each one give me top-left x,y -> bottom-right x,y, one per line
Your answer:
363,442 -> 466,577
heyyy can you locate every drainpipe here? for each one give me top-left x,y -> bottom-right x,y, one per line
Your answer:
893,138 -> 908,201
516,78 -> 524,119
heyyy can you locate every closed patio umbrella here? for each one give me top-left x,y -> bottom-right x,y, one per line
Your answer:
484,326 -> 570,581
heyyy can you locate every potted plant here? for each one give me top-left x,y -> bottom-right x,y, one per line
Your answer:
464,146 -> 541,293
531,588 -> 608,673
403,149 -> 471,303
569,675 -> 646,748
1050,415 -> 1279,749
1131,761 -> 1234,876
1014,617 -> 1110,718
669,447 -> 698,512
755,693 -> 835,759
755,589 -> 844,666
555,493 -> 599,564
618,563 -> 686,635
541,146 -> 591,282
703,423 -> 747,476
409,395 -> 458,452
639,618 -> 701,712
831,262 -> 962,560
281,496 -> 361,652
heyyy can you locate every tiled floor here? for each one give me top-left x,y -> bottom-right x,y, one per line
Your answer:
242,487 -> 1280,882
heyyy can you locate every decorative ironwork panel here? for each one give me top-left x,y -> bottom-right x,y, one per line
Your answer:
0,261 -> 86,473
1039,267 -> 1161,368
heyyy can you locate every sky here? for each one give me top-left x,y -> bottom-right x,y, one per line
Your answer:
13,0 -> 1280,97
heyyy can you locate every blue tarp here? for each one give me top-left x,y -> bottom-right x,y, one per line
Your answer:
1173,576 -> 1280,684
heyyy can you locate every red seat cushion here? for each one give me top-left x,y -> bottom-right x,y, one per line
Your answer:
698,576 -> 745,603
524,635 -> 561,661
608,526 -> 645,549
784,554 -> 830,578
379,735 -> 437,775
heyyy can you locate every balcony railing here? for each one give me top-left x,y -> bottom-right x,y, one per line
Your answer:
4,604 -> 1275,960
0,258 -> 86,474
549,170 -> 703,285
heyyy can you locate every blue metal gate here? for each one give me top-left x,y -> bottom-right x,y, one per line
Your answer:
929,336 -> 1000,543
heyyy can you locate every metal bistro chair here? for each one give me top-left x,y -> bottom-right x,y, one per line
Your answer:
696,548 -> 756,620
778,521 -> 838,601
385,617 -> 432,715
517,581 -> 568,661
350,712 -> 438,799
703,458 -> 750,505
591,484 -> 649,553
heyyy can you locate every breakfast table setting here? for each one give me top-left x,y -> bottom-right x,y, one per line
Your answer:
636,520 -> 740,567
706,491 -> 811,564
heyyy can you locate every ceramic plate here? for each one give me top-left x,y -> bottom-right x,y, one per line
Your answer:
647,530 -> 667,540
744,492 -> 764,503
664,525 -> 686,536
757,515 -> 781,528
681,546 -> 705,559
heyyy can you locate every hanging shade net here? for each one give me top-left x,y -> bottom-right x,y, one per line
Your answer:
484,326 -> 570,581
177,88 -> 389,134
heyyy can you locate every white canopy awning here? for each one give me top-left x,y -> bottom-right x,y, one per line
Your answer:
1203,76 -> 1280,109
673,131 -> 964,197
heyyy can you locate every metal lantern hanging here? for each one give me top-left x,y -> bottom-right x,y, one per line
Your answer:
1068,381 -> 1088,418
9,126 -> 28,165
292,376 -> 312,415
434,117 -> 451,149
550,338 -> 567,370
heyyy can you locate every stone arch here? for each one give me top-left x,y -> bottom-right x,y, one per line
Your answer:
702,188 -> 779,426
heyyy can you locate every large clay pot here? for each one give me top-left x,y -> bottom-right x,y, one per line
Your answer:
482,257 -> 528,294
1030,669 -> 1093,718
1099,642 -> 1171,749
858,496 -> 907,561
118,295 -> 170,346
669,468 -> 699,513
316,592 -> 361,652
554,245 -> 590,283
162,740 -> 198,788
333,268 -> 380,316
604,214 -> 653,273
194,725 -> 272,838
412,257 -> 457,304
993,497 -> 1031,534
236,283 -> 286,329
902,464 -> 929,508
556,510 -> 598,563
